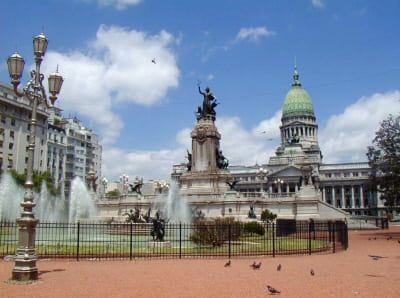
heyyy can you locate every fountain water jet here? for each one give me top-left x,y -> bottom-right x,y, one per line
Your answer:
68,177 -> 97,223
153,181 -> 191,223
0,171 -> 24,221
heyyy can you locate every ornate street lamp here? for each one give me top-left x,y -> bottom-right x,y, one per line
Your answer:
120,174 -> 129,195
101,177 -> 109,195
256,167 -> 269,195
7,32 -> 63,282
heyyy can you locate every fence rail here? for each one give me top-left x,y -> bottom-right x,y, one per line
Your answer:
0,220 -> 348,260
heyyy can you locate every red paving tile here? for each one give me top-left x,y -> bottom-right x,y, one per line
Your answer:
1,226 -> 400,298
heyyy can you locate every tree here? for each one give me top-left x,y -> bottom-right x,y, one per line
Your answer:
260,209 -> 277,222
366,114 -> 400,210
106,189 -> 121,197
7,169 -> 59,196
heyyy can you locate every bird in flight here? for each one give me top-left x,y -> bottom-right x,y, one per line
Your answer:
267,285 -> 280,295
151,58 -> 156,64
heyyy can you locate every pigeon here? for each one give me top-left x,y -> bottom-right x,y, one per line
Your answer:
311,269 -> 315,276
373,237 -> 377,240
387,236 -> 392,240
151,58 -> 156,64
250,261 -> 261,269
368,255 -> 388,260
224,260 -> 231,267
267,285 -> 280,294
277,264 -> 282,271
398,240 -> 400,244
368,238 -> 371,240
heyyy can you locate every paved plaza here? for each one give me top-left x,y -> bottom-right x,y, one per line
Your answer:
1,226 -> 400,298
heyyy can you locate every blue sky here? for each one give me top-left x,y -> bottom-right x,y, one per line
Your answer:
1,0 -> 400,182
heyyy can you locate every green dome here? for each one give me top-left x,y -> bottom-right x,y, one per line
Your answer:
282,67 -> 315,118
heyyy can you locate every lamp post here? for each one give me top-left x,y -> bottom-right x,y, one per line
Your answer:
101,177 -> 109,195
7,32 -> 63,281
256,167 -> 269,196
120,174 -> 129,195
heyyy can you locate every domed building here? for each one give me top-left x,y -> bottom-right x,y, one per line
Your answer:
227,66 -> 384,217
169,66 -> 385,219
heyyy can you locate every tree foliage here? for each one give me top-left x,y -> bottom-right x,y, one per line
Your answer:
106,189 -> 121,197
7,169 -> 59,196
243,221 -> 265,235
260,209 -> 277,222
189,217 -> 242,247
366,114 -> 400,209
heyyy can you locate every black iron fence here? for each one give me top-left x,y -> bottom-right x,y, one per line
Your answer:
0,220 -> 348,260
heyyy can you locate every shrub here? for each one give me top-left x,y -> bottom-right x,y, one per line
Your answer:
106,189 -> 121,197
244,221 -> 265,236
261,209 -> 277,223
190,217 -> 242,247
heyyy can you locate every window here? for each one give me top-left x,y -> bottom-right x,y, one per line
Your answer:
9,131 -> 14,139
1,115 -> 6,124
11,118 -> 15,126
0,140 -> 3,148
9,143 -> 13,150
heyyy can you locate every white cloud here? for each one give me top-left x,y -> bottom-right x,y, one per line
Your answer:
320,91 -> 400,163
216,116 -> 278,166
311,0 -> 325,8
83,0 -> 143,10
102,147 -> 186,181
41,25 -> 180,145
235,27 -> 276,42
101,114 -> 281,181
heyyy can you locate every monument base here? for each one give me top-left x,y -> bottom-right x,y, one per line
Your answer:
147,241 -> 172,249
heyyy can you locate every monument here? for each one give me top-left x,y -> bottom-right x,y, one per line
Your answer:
179,86 -> 231,196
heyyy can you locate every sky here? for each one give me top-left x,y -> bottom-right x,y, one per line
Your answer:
1,0 -> 399,182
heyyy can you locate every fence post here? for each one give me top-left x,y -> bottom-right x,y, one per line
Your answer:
179,222 -> 182,259
76,220 -> 80,261
308,221 -> 312,255
130,222 -> 133,260
272,222 -> 276,258
228,224 -> 232,259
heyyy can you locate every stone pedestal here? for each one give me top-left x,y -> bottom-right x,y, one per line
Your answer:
180,118 -> 231,197
148,241 -> 172,249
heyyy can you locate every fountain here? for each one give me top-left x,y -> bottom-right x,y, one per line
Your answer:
153,180 -> 191,223
0,171 -> 97,223
68,177 -> 97,223
0,171 -> 24,221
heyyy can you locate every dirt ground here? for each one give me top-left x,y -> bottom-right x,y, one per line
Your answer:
1,226 -> 400,298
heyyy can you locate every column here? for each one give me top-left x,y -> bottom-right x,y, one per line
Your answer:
360,185 -> 364,208
269,185 -> 272,193
331,186 -> 334,204
322,187 -> 325,202
351,186 -> 355,209
55,149 -> 60,185
286,184 -> 289,193
341,185 -> 345,208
